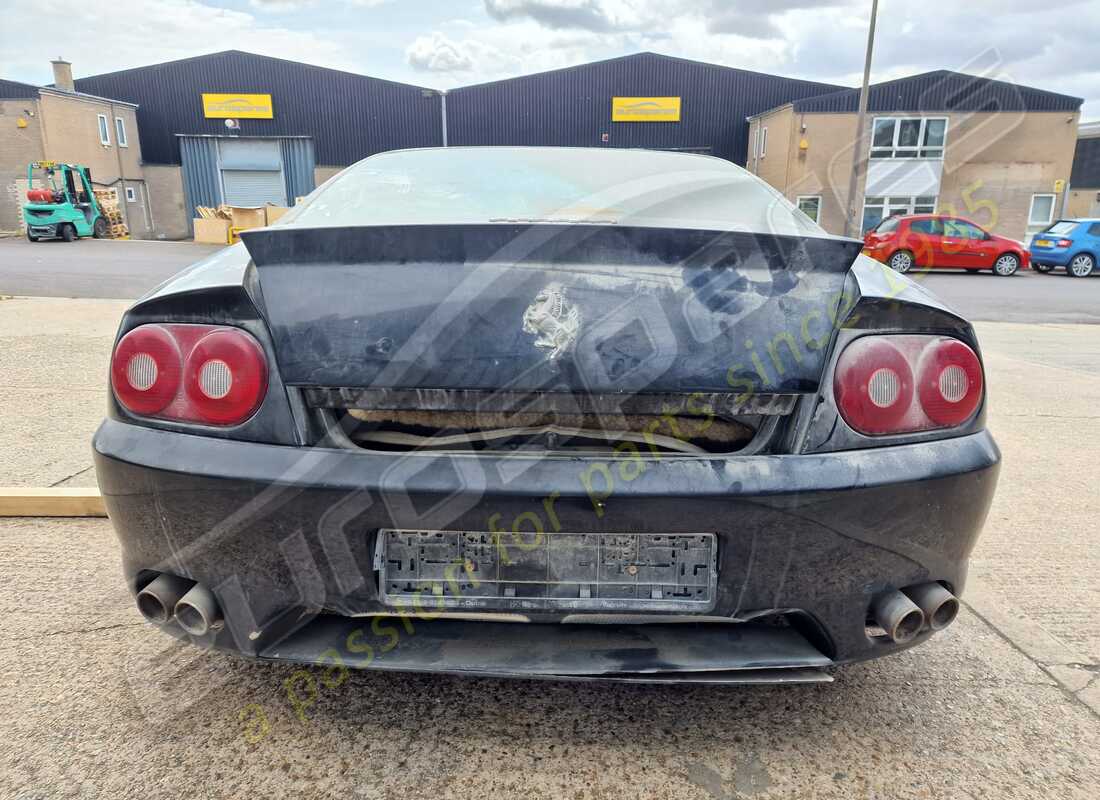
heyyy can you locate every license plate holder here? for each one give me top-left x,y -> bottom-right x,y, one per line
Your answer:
378,530 -> 718,613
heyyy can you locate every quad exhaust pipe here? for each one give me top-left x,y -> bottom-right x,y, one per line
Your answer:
871,582 -> 959,643
136,573 -> 223,636
174,583 -> 224,637
904,582 -> 960,631
136,573 -> 194,624
871,590 -> 925,644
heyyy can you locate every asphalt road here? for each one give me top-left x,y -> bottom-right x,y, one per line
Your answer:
1,237 -> 1099,322
0,237 -> 223,300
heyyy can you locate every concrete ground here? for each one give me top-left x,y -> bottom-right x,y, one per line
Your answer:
2,236 -> 1100,321
0,294 -> 1098,798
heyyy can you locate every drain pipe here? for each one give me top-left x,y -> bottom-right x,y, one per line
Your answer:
440,89 -> 448,147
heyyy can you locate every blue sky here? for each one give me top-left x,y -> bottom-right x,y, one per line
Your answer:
2,0 -> 1098,118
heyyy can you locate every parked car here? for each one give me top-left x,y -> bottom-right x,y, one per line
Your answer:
863,214 -> 1030,276
94,148 -> 999,684
1029,219 -> 1100,277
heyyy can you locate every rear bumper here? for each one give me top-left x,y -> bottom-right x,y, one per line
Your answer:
1029,251 -> 1069,266
94,419 -> 1000,679
26,223 -> 58,237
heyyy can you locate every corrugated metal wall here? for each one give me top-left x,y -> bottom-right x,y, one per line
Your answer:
445,53 -> 844,166
75,51 -> 1083,176
75,51 -> 443,165
179,135 -> 318,232
279,137 -> 316,201
0,78 -> 40,99
1071,137 -> 1100,188
794,70 -> 1083,114
179,136 -> 220,228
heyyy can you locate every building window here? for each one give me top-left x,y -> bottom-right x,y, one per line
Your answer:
115,117 -> 128,147
97,114 -> 111,145
759,126 -> 768,157
862,195 -> 937,232
796,195 -> 821,223
125,186 -> 137,203
870,117 -> 947,159
1028,194 -> 1055,227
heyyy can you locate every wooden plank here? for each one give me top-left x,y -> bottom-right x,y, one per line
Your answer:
0,488 -> 107,517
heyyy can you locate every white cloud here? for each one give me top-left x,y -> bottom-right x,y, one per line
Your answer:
406,33 -> 479,72
0,0 -> 368,83
248,0 -> 314,11
248,0 -> 389,9
484,0 -> 640,31
1,0 -> 1095,118
458,0 -> 1099,116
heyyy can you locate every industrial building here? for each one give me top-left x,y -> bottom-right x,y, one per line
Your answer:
1067,121 -> 1100,219
0,50 -> 1089,241
67,51 -> 842,239
746,71 -> 1083,240
72,50 -> 445,239
0,62 -> 153,237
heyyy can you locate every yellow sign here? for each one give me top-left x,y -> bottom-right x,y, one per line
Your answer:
1053,179 -> 1065,193
612,96 -> 681,122
202,93 -> 274,119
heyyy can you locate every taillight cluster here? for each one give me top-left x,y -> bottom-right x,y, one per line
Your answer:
111,324 -> 267,426
833,335 -> 983,436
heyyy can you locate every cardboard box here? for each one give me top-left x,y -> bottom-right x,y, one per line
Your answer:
193,218 -> 231,245
264,204 -> 289,225
228,206 -> 267,231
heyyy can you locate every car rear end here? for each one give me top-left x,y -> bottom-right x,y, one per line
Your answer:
861,215 -> 904,263
93,148 -> 1000,683
1030,220 -> 1096,272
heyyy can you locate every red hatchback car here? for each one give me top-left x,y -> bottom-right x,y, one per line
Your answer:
863,214 -> 1030,276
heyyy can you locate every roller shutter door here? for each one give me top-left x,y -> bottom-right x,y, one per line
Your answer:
222,170 -> 286,206
219,139 -> 286,207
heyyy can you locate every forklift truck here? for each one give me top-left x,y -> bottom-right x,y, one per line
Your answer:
22,161 -> 108,242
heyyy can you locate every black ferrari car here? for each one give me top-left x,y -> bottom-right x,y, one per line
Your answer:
94,147 -> 999,684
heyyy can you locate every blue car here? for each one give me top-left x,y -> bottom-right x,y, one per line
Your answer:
1029,219 -> 1100,277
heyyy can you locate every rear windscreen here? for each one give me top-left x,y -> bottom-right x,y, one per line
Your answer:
279,148 -> 828,238
1046,221 -> 1078,235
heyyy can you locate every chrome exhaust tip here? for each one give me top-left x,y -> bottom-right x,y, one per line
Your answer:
904,582 -> 959,631
871,590 -> 925,644
174,583 -> 223,637
136,573 -> 194,624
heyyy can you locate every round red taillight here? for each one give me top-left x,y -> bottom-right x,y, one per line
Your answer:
183,328 -> 267,425
111,325 -> 182,415
833,337 -> 915,435
918,339 -> 983,426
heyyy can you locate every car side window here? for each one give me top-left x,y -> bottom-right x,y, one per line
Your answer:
909,219 -> 943,235
945,219 -> 983,239
1088,223 -> 1100,237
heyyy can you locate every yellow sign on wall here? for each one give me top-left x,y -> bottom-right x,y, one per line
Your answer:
612,97 -> 681,122
202,93 -> 274,119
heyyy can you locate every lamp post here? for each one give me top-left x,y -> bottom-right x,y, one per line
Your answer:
844,0 -> 880,238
